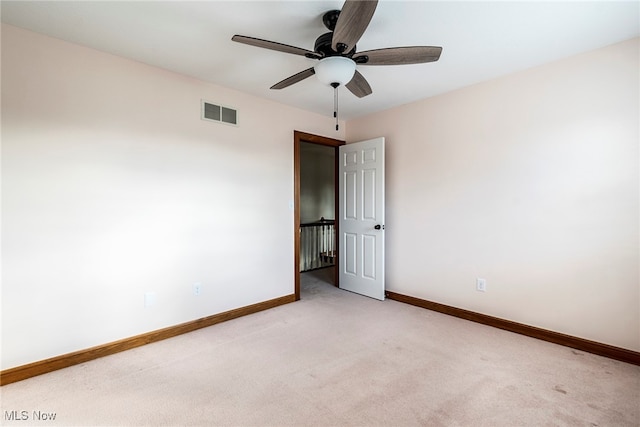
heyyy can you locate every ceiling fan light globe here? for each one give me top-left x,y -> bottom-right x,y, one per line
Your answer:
314,56 -> 356,87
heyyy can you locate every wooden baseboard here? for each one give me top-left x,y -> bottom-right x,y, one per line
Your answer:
0,294 -> 296,386
385,291 -> 640,366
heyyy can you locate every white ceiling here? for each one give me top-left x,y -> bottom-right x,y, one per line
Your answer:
2,1 -> 639,120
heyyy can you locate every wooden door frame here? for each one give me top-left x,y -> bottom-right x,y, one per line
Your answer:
294,130 -> 345,300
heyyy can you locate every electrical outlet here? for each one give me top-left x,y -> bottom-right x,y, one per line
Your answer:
193,282 -> 202,296
144,292 -> 157,307
476,278 -> 486,292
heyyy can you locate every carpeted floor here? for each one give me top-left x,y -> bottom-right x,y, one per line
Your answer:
1,268 -> 638,426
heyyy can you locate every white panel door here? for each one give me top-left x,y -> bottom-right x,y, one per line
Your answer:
339,137 -> 385,300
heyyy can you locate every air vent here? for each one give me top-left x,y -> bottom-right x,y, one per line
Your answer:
202,100 -> 238,126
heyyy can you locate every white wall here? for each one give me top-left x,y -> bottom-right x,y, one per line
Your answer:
1,24 -> 344,370
300,142 -> 335,223
347,38 -> 640,351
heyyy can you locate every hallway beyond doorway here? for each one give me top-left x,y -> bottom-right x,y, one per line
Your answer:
301,266 -> 335,298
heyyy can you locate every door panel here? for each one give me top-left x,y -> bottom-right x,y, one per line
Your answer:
338,137 -> 385,300
363,234 -> 376,279
345,171 -> 357,219
344,233 -> 357,276
363,169 -> 376,220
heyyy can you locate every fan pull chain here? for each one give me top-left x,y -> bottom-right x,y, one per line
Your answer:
332,82 -> 339,131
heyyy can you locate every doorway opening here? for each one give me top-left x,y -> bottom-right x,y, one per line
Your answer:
294,131 -> 345,300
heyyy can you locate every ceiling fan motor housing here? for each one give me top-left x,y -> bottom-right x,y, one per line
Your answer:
314,32 -> 355,58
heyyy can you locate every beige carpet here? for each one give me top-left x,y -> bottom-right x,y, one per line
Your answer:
1,268 -> 639,426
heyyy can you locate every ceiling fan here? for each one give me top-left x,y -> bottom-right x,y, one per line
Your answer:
231,0 -> 443,98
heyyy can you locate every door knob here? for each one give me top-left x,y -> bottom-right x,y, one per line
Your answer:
374,224 -> 384,230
